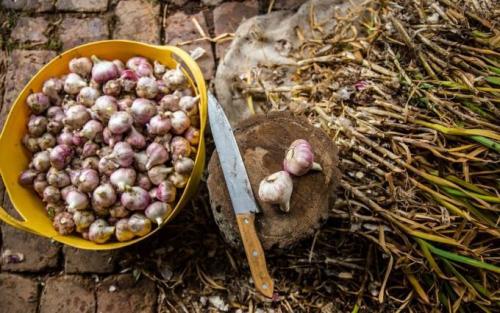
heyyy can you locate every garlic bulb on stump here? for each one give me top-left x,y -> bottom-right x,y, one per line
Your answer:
258,171 -> 293,213
283,139 -> 322,176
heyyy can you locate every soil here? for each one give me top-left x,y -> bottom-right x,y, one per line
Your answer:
207,111 -> 340,250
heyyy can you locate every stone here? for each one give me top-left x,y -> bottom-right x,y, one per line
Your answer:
113,0 -> 160,44
59,17 -> 109,50
0,50 -> 56,129
10,17 -> 49,45
1,0 -> 53,12
0,273 -> 39,313
56,0 -> 109,12
213,1 -> 259,59
1,196 -> 60,272
96,274 -> 157,313
274,0 -> 307,10
165,11 -> 215,80
40,275 -> 95,313
64,246 -> 117,274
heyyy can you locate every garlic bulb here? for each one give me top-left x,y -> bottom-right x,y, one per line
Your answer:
53,212 -> 75,235
64,73 -> 87,95
18,169 -> 39,186
173,157 -> 194,175
170,110 -> 190,134
258,171 -> 293,213
168,172 -> 188,188
283,139 -> 322,176
156,180 -> 176,203
66,190 -> 89,212
27,92 -> 50,114
115,219 -> 135,242
88,219 -> 115,243
69,57 -> 93,77
163,65 -> 186,87
127,214 -> 152,237
77,86 -> 100,107
43,185 -> 61,203
145,202 -> 171,225
73,211 -> 96,233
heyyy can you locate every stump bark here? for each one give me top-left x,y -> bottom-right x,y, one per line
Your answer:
207,112 -> 340,250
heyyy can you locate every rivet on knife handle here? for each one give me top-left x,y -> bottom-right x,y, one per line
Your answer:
236,213 -> 274,298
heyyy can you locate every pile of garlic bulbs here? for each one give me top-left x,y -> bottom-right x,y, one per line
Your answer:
18,55 -> 200,244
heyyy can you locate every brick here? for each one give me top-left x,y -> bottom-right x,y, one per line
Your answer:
1,194 -> 60,272
0,273 -> 39,313
40,275 -> 95,313
113,0 -> 160,44
10,17 -> 49,45
56,0 -> 109,12
165,11 -> 215,80
0,50 -> 56,129
213,1 -> 259,59
59,17 -> 109,51
63,246 -> 117,274
96,274 -> 157,313
1,0 -> 53,12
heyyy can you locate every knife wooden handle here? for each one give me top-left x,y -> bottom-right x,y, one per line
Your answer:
236,213 -> 274,298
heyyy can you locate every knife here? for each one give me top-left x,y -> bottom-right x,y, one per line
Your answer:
208,92 -> 274,298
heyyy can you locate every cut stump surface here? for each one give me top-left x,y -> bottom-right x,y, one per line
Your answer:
207,112 -> 339,250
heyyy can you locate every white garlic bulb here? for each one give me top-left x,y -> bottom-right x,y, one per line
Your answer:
258,171 -> 293,213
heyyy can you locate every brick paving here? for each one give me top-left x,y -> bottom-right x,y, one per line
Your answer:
0,0 -> 305,311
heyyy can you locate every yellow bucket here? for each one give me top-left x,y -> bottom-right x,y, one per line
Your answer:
0,40 -> 207,250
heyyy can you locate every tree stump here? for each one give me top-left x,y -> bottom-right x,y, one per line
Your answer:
207,112 -> 340,250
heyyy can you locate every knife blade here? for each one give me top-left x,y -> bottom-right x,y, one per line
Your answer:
208,92 -> 274,298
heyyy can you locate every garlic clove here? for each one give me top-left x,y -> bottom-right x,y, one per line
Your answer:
258,171 -> 293,213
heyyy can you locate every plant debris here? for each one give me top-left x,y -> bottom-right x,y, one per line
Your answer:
230,0 -> 499,311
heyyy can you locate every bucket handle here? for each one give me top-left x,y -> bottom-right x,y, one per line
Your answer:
0,205 -> 45,237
